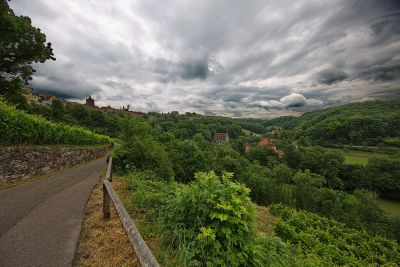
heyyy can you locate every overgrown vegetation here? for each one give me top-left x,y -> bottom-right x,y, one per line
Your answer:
0,101 -> 112,145
270,204 -> 400,266
113,108 -> 400,265
26,100 -> 134,138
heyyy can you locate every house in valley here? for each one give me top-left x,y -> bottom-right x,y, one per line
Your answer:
271,129 -> 281,135
244,143 -> 253,153
213,133 -> 229,143
258,137 -> 284,158
258,138 -> 275,148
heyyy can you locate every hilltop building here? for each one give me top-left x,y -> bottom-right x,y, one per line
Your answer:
213,133 -> 229,143
100,105 -> 117,112
85,96 -> 95,107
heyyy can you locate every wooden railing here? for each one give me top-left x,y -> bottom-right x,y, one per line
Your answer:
103,156 -> 160,267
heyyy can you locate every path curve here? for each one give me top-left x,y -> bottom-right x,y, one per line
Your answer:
0,157 -> 106,267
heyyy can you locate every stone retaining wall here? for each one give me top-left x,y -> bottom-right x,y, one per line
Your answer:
0,146 -> 110,184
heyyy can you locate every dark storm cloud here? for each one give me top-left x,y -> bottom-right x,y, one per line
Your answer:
355,64 -> 400,81
178,54 -> 209,80
9,0 -> 400,117
317,69 -> 349,85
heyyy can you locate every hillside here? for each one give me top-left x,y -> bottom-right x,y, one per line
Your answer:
266,100 -> 400,145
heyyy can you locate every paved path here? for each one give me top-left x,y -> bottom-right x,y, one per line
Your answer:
0,157 -> 106,267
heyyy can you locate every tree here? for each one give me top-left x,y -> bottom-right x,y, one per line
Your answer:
366,155 -> 400,200
50,99 -> 64,121
272,163 -> 292,184
0,0 -> 55,105
293,169 -> 326,211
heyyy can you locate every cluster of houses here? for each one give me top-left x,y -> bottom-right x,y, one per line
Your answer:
245,138 -> 284,158
22,87 -> 59,106
85,96 -> 145,118
212,132 -> 284,158
22,88 -> 146,118
25,87 -> 283,156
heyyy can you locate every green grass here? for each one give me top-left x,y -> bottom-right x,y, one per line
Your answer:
330,148 -> 387,165
242,128 -> 260,136
377,198 -> 400,217
384,137 -> 400,142
383,137 -> 400,146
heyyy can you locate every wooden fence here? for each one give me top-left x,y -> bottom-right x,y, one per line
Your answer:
103,156 -> 160,267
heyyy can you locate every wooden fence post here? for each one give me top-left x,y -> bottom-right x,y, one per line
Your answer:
106,156 -> 113,182
103,183 -> 110,219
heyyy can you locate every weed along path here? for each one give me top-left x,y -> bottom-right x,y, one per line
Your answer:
0,157 -> 107,267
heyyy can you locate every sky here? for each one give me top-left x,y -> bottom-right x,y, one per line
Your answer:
10,0 -> 400,118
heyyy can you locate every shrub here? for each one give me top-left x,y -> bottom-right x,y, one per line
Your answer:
163,171 -> 260,266
124,170 -> 177,221
113,137 -> 174,180
270,204 -> 400,266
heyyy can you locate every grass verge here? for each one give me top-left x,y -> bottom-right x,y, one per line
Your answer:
74,174 -> 138,267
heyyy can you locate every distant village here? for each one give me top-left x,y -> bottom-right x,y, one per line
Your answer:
23,87 -> 284,156
212,131 -> 284,158
22,87 -> 145,118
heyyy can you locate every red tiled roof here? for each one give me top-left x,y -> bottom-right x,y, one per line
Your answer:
258,138 -> 273,147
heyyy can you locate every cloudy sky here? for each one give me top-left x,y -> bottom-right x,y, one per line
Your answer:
10,0 -> 400,117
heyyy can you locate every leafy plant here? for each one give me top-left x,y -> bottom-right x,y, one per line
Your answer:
0,100 -> 112,145
163,171 -> 261,266
270,204 -> 400,266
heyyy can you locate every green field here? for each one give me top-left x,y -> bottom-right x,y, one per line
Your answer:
384,137 -> 400,146
242,128 -> 260,136
330,148 -> 387,165
377,198 -> 400,217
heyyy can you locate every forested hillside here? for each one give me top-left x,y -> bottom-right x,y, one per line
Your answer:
266,100 -> 400,145
109,105 -> 400,266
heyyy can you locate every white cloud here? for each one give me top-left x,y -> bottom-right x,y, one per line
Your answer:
8,0 -> 400,118
254,93 -> 323,109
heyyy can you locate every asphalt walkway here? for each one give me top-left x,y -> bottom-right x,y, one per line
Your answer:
0,157 -> 106,267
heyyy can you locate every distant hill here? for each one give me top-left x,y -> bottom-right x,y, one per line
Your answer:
266,100 -> 400,145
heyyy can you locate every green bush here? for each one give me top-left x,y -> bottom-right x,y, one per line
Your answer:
125,170 -> 177,221
256,235 -> 322,266
163,171 -> 260,266
124,170 -> 265,266
0,101 -> 112,145
113,137 -> 174,180
270,204 -> 400,266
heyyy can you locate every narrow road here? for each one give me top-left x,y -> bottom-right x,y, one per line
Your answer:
0,157 -> 106,267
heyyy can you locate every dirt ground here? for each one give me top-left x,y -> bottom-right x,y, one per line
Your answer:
74,174 -> 139,267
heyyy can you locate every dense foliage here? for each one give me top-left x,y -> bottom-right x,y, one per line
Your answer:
113,111 -> 400,240
27,100 -> 134,138
125,171 -> 265,266
0,0 -> 55,105
270,204 -> 400,266
341,154 -> 400,200
113,106 -> 400,265
0,101 -> 112,145
268,100 -> 400,145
